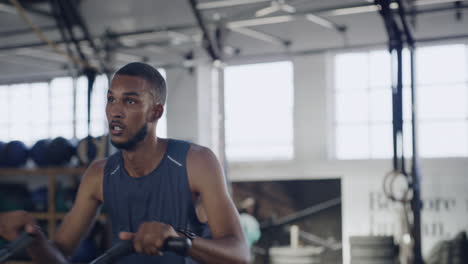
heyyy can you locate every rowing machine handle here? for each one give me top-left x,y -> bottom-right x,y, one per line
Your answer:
0,232 -> 35,263
89,236 -> 191,264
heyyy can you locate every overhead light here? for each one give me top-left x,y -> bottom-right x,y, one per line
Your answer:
255,0 -> 296,17
230,27 -> 287,46
167,31 -> 191,43
227,15 -> 295,28
305,14 -> 336,30
119,38 -> 139,47
324,5 -> 379,16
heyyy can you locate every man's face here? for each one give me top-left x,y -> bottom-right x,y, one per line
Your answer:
106,75 -> 154,150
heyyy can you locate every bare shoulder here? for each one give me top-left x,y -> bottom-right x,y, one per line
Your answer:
187,143 -> 217,162
186,144 -> 224,192
83,159 -> 106,181
80,158 -> 107,202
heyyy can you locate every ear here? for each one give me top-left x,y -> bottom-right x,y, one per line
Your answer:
149,104 -> 164,122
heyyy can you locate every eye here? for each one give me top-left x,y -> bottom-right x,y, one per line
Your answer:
126,98 -> 136,104
107,96 -> 115,103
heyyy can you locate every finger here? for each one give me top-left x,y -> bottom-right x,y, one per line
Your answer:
25,224 -> 38,234
154,238 -> 164,250
144,245 -> 156,256
119,232 -> 135,240
142,234 -> 157,255
134,238 -> 143,254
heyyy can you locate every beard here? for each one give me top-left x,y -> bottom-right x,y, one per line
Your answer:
111,123 -> 148,151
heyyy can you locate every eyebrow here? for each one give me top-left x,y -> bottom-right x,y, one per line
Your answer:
123,92 -> 140,97
107,90 -> 140,97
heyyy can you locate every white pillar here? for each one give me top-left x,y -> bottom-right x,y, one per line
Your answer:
196,63 -> 226,163
293,53 -> 331,161
166,67 -> 199,143
166,64 -> 226,165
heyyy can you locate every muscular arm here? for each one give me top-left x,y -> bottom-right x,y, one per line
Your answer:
28,160 -> 105,263
186,146 -> 250,264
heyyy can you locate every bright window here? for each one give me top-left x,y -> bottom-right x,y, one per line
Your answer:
0,68 -> 168,145
76,74 -> 109,139
416,44 -> 468,157
224,61 -> 294,161
334,44 -> 468,159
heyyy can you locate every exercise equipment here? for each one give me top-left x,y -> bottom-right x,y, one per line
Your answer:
3,141 -> 29,167
77,136 -> 97,165
0,233 -> 190,263
349,236 -> 397,264
77,135 -> 108,165
270,246 -> 321,264
71,237 -> 99,263
47,137 -> 75,166
376,0 -> 422,262
89,237 -> 191,264
95,135 -> 108,160
0,232 -> 35,263
30,139 -> 51,167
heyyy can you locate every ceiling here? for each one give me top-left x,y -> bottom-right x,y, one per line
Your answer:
0,0 -> 467,83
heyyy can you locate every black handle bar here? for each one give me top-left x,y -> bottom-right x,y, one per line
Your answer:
89,236 -> 191,264
0,232 -> 35,263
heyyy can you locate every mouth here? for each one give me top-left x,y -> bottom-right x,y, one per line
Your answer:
109,122 -> 125,136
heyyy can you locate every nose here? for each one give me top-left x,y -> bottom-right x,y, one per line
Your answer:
107,101 -> 125,119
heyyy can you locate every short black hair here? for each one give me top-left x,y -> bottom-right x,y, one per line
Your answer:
114,62 -> 167,105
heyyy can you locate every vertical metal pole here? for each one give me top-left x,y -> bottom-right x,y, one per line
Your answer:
397,45 -> 406,174
391,48 -> 399,170
391,44 -> 405,174
409,45 -> 424,264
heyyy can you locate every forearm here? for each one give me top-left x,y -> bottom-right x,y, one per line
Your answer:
187,235 -> 250,264
27,232 -> 70,264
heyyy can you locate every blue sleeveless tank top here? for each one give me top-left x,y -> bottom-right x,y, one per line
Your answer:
103,139 -> 210,264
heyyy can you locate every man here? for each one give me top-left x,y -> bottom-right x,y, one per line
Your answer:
0,62 -> 250,264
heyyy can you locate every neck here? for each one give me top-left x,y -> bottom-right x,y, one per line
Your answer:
121,135 -> 167,177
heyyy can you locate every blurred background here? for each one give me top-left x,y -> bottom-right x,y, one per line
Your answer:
0,0 -> 467,263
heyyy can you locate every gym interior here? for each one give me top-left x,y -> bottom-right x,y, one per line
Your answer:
0,0 -> 467,263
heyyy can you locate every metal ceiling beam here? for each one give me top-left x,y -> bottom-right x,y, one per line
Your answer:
188,0 -> 221,61
15,47 -> 70,63
197,0 -> 270,10
409,2 -> 468,14
0,24 -> 56,37
305,13 -> 346,32
0,2 -> 53,18
224,32 -> 468,65
0,0 -> 465,52
196,0 -> 465,11
227,14 -> 295,28
230,27 -> 289,46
